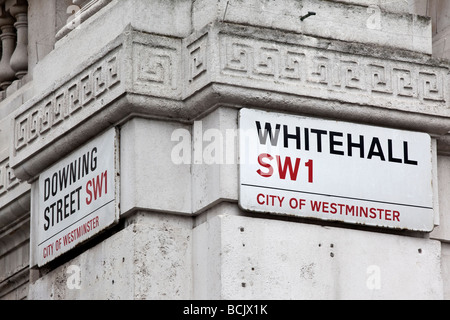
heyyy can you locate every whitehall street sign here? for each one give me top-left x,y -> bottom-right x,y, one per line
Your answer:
239,109 -> 434,232
34,128 -> 119,267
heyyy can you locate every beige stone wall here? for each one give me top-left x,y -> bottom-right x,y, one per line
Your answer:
1,0 -> 450,300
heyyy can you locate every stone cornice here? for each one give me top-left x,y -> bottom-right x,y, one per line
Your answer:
10,23 -> 450,181
0,153 -> 30,228
0,191 -> 29,222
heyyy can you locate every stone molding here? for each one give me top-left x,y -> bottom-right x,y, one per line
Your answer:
13,49 -> 121,153
0,157 -> 19,196
217,34 -> 447,106
0,154 -> 30,230
10,22 -> 450,181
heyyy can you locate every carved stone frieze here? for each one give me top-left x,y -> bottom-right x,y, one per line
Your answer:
10,23 -> 450,181
131,33 -> 182,99
216,32 -> 448,114
14,52 -> 120,153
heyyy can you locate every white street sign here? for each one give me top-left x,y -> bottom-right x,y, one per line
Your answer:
35,128 -> 119,267
239,109 -> 434,232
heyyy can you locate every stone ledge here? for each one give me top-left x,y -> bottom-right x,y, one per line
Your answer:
188,22 -> 449,116
0,215 -> 29,285
0,266 -> 28,300
10,23 -> 450,181
193,0 -> 431,53
0,153 -> 30,230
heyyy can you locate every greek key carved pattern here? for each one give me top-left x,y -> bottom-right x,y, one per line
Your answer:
369,64 -> 393,94
420,72 -> 445,101
222,41 -> 252,74
14,52 -> 120,152
220,34 -> 447,103
280,51 -> 305,81
133,42 -> 178,90
187,34 -> 208,84
0,160 -> 19,196
12,31 -> 449,162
